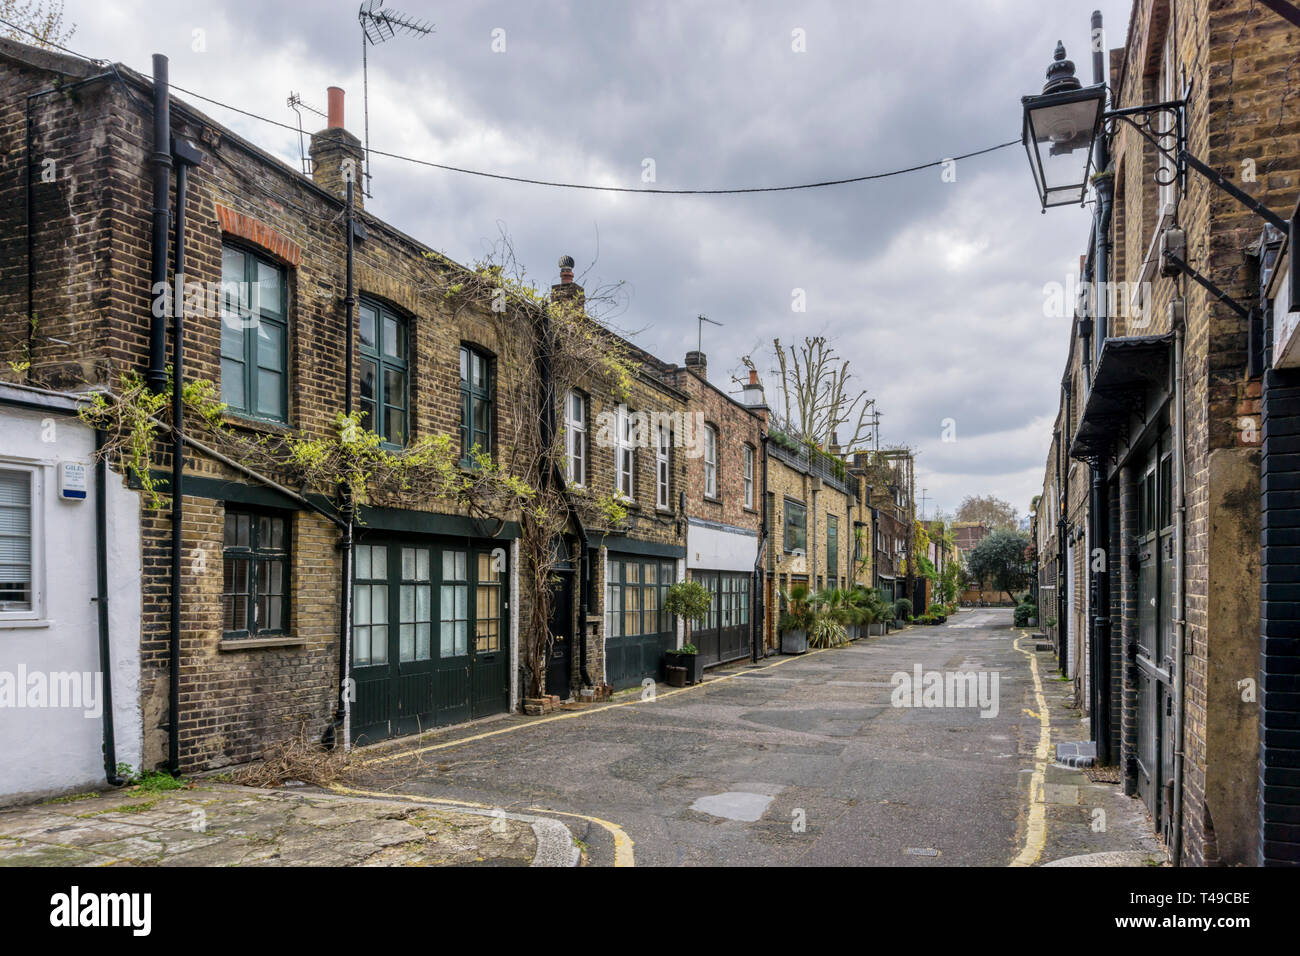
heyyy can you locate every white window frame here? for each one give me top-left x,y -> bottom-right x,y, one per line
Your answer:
703,425 -> 718,499
743,444 -> 755,509
616,405 -> 635,500
655,423 -> 671,510
0,462 -> 44,625
565,390 -> 586,488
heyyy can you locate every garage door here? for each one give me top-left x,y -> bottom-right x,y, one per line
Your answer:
351,539 -> 509,743
605,554 -> 675,689
691,570 -> 751,667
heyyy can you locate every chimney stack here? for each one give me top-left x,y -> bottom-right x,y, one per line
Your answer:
551,255 -> 584,304
310,87 -> 364,209
685,351 -> 707,379
742,368 -> 768,422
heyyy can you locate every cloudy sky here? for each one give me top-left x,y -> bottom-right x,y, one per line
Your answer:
57,0 -> 1132,519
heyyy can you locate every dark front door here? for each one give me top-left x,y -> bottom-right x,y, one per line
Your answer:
546,571 -> 574,700
691,570 -> 751,667
351,539 -> 509,744
605,554 -> 675,689
1134,437 -> 1176,835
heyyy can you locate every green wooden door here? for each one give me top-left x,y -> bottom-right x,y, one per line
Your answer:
352,539 -> 509,743
605,554 -> 675,689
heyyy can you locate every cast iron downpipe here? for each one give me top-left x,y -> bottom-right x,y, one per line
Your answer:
752,436 -> 770,660
327,177 -> 357,750
1087,9 -> 1114,766
165,134 -> 201,776
95,429 -> 125,787
146,55 -> 171,395
1170,318 -> 1188,864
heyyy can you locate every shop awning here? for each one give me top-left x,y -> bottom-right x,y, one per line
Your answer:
1069,333 -> 1173,462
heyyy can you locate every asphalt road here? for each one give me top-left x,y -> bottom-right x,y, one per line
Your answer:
352,607 -> 1038,866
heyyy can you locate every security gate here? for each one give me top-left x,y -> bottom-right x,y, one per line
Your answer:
351,538 -> 509,744
1134,436 -> 1176,839
691,570 -> 751,667
605,554 -> 675,689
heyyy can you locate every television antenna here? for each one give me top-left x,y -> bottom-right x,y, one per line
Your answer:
357,1 -> 434,197
696,314 -> 723,353
287,92 -> 326,175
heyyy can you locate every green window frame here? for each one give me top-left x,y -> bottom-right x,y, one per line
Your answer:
606,557 -> 673,638
221,508 -> 290,639
220,244 -> 288,422
460,345 -> 494,464
784,498 -> 807,553
827,514 -> 839,578
359,298 -> 409,447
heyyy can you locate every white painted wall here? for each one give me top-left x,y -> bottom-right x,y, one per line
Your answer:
0,404 -> 141,802
686,520 -> 758,573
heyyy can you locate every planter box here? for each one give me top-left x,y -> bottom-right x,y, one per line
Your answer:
665,665 -> 688,688
781,629 -> 808,655
663,652 -> 704,685
845,624 -> 860,640
869,621 -> 887,636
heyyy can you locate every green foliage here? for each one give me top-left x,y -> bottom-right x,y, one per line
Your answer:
966,529 -> 1032,600
673,643 -> 699,655
892,598 -> 913,621
808,613 -> 849,648
1014,602 -> 1038,627
778,583 -> 815,633
664,580 -> 711,621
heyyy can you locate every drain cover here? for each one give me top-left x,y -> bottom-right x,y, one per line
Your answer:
903,847 -> 940,857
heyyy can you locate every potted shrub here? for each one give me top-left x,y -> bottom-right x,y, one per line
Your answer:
1013,601 -> 1038,628
664,642 -> 704,685
778,584 -> 814,654
892,597 -> 913,627
663,580 -> 711,683
809,612 -> 848,648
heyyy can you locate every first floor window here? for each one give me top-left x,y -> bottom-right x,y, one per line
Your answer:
222,508 -> 289,638
0,468 -> 33,612
565,390 -> 586,487
784,498 -> 807,553
359,299 -> 409,446
743,444 -> 755,508
703,425 -> 718,498
656,423 -> 671,509
220,244 -> 288,422
460,346 -> 494,463
616,405 -> 635,499
827,514 -> 839,578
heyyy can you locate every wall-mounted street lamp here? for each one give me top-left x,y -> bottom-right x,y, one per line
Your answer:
1021,39 -> 1297,319
1021,43 -> 1107,210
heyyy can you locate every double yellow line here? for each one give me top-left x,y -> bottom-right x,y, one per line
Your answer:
344,646 -> 830,867
1010,631 -> 1052,867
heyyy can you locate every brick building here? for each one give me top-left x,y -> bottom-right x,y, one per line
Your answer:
549,267 -> 690,692
668,356 -> 766,669
0,41 -> 535,768
762,429 -> 859,649
1028,0 -> 1299,864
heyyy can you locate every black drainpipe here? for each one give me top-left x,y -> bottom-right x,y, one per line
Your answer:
146,55 -> 171,395
95,429 -> 126,787
166,135 -> 202,777
326,177 -> 357,748
1089,11 -> 1115,765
